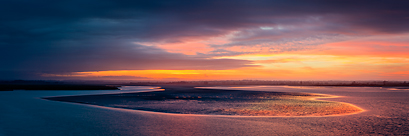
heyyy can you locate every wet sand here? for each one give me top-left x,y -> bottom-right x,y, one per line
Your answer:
44,86 -> 362,116
1,86 -> 408,135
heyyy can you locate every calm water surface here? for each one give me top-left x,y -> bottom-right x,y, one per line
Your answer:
1,86 -> 408,135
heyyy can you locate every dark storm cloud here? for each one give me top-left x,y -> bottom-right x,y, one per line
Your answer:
1,0 -> 408,79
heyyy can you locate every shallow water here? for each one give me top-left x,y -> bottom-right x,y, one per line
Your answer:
1,86 -> 408,135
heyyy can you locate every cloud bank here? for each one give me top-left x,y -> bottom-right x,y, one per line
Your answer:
1,0 -> 409,79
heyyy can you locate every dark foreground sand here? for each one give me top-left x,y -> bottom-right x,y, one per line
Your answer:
2,86 -> 409,135
44,86 -> 362,116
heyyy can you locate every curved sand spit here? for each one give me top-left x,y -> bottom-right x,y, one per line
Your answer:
44,87 -> 363,116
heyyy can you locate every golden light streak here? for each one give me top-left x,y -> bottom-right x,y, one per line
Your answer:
42,33 -> 409,81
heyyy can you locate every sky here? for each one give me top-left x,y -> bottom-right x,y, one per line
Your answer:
1,0 -> 409,81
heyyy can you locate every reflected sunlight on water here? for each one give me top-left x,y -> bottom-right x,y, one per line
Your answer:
1,86 -> 408,135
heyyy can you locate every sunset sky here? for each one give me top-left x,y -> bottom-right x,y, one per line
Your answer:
1,0 -> 409,81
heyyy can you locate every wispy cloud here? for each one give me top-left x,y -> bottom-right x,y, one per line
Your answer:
1,0 -> 409,80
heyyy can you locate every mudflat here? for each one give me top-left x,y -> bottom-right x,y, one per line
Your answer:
44,86 -> 362,116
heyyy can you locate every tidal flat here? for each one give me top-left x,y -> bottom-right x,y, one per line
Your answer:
44,86 -> 362,116
1,86 -> 408,135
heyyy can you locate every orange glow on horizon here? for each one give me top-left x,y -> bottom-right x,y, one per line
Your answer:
42,62 -> 409,81
42,33 -> 409,81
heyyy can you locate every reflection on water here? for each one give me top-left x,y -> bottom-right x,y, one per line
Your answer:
0,86 -> 160,136
1,86 -> 408,135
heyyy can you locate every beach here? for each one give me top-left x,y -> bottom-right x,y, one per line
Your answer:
44,86 -> 363,116
1,86 -> 408,135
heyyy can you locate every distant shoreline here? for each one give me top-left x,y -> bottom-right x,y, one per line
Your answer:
2,80 -> 409,91
126,80 -> 409,88
0,84 -> 119,91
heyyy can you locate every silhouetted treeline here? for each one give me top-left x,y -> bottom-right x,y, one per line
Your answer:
127,80 -> 409,87
0,80 -> 119,91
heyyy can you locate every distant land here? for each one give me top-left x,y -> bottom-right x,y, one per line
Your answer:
126,80 -> 409,88
2,80 -> 409,91
0,80 -> 119,91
